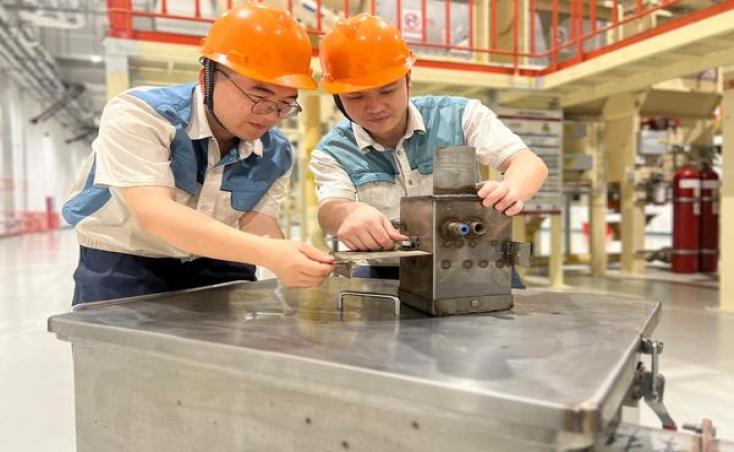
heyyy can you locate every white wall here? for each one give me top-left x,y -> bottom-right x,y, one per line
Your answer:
0,79 -> 90,236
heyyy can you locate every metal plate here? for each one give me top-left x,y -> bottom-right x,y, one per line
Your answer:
332,250 -> 431,263
49,278 -> 660,443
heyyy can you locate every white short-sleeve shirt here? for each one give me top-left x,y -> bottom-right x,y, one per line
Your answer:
64,85 -> 290,258
310,97 -> 528,220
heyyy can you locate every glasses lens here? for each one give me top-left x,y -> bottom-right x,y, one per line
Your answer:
279,104 -> 301,119
251,101 -> 278,116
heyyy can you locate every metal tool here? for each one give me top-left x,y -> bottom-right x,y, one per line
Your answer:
331,249 -> 430,278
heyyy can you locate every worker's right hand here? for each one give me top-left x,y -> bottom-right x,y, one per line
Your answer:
263,240 -> 334,288
337,203 -> 409,251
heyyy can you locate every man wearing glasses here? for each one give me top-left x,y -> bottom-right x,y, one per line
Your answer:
63,4 -> 334,305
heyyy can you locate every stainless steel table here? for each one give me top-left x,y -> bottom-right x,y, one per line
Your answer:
49,278 -> 663,451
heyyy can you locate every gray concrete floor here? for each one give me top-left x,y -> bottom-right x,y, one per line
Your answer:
1,230 -> 733,451
526,265 -> 734,440
1,231 -> 77,451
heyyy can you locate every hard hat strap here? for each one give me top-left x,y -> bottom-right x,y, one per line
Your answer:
333,95 -> 353,122
201,58 -> 231,134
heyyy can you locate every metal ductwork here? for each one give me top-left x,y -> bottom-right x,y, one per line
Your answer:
29,83 -> 85,124
0,3 -> 95,133
17,0 -> 86,30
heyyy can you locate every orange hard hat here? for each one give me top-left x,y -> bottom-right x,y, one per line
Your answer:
319,14 -> 416,94
200,3 -> 317,90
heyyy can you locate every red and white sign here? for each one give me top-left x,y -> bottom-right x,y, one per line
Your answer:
401,10 -> 423,40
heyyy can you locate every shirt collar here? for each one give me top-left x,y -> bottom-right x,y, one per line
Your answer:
352,100 -> 426,153
188,85 -> 263,159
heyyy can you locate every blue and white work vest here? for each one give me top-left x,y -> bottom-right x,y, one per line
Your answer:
63,83 -> 292,258
310,95 -> 527,220
318,96 -> 468,187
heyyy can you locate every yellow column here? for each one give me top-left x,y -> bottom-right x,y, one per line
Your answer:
300,94 -> 327,250
549,213 -> 564,287
104,48 -> 130,99
474,0 -> 490,65
721,69 -> 734,313
493,0 -> 515,65
589,121 -> 608,277
216,0 -> 230,14
603,92 -> 647,274
512,215 -> 526,242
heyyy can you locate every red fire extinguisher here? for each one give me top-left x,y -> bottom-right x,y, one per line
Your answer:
699,166 -> 719,273
672,167 -> 701,273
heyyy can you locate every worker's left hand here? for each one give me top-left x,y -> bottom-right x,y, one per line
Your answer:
477,180 -> 524,216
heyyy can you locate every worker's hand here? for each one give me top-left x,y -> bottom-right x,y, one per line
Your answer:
262,240 -> 334,288
477,180 -> 524,216
337,204 -> 409,251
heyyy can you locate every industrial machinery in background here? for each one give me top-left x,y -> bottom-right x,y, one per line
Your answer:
561,116 -> 720,275
621,120 -> 721,274
625,123 -> 720,274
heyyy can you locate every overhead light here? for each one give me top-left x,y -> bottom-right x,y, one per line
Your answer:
90,55 -> 103,63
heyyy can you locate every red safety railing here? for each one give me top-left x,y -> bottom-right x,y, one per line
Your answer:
106,0 -> 734,76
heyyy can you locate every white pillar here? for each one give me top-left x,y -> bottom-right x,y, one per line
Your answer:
720,69 -> 734,313
603,92 -> 647,274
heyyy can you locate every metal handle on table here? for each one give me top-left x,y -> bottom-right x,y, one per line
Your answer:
637,338 -> 677,430
337,290 -> 401,317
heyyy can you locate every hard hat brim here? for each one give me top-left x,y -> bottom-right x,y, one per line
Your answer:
320,55 -> 416,94
201,50 -> 318,90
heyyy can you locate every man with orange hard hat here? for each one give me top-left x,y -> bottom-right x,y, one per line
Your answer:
64,4 -> 333,305
311,14 -> 548,283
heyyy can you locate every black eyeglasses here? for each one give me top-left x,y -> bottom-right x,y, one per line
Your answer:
216,69 -> 302,119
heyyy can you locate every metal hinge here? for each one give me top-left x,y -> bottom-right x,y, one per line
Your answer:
504,241 -> 533,268
633,338 -> 677,430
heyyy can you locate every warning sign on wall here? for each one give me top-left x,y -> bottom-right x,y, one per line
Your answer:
495,107 -> 564,213
401,10 -> 423,40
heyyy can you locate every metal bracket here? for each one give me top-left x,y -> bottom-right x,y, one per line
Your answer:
337,290 -> 401,317
503,241 -> 533,267
636,338 -> 677,430
398,236 -> 420,250
333,261 -> 354,278
683,419 -> 719,452
682,419 -> 717,436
